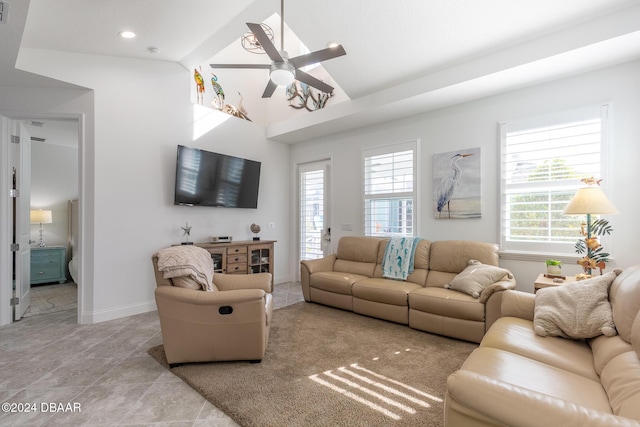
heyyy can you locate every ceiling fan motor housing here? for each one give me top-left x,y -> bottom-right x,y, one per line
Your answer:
270,50 -> 296,85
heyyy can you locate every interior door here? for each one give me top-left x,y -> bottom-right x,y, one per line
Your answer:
298,160 -> 331,267
11,120 -> 31,320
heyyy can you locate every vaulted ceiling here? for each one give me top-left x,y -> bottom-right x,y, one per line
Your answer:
4,0 -> 640,143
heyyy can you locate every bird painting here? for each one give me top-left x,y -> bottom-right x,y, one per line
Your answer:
436,153 -> 474,219
210,73 -> 225,110
194,67 -> 205,105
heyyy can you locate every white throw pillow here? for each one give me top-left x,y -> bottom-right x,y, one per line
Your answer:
445,259 -> 513,299
533,270 -> 621,339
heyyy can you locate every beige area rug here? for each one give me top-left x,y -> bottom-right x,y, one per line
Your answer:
148,302 -> 477,427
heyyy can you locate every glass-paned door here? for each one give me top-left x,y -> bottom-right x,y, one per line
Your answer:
299,160 -> 330,265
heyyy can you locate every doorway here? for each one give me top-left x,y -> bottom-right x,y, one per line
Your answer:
25,119 -> 79,318
298,159 -> 331,271
1,116 -> 80,325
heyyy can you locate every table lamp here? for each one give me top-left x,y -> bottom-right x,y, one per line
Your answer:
562,179 -> 618,274
30,209 -> 53,247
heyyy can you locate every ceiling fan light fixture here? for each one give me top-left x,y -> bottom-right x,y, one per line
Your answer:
270,61 -> 295,86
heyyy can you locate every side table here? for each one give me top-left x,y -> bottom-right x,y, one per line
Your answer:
31,246 -> 67,285
534,273 -> 577,293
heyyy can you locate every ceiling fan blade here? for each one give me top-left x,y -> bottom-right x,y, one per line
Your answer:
261,79 -> 278,98
289,45 -> 346,69
246,23 -> 283,62
295,70 -> 334,94
210,64 -> 270,69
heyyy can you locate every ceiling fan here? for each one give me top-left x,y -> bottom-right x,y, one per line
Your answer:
210,0 -> 346,98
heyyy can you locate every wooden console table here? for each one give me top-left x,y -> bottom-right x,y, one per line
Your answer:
195,240 -> 276,287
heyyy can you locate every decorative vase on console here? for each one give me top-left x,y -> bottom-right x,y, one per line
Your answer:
251,223 -> 261,241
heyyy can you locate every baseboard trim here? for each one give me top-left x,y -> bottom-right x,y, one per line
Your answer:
80,299 -> 156,324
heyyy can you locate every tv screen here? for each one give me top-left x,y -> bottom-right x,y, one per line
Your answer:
174,145 -> 261,208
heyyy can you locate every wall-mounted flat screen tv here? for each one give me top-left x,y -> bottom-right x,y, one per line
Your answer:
174,145 -> 261,208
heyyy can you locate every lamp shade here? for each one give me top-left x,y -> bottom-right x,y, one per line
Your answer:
30,209 -> 53,224
562,187 -> 619,215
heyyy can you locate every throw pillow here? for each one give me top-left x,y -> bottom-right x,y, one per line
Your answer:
533,269 -> 621,339
444,259 -> 514,298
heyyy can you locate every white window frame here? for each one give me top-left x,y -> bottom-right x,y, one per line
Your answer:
499,104 -> 611,260
362,141 -> 417,238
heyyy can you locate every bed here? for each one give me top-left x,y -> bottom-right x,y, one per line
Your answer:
67,199 -> 79,284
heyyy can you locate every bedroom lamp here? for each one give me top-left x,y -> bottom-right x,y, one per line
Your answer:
562,179 -> 618,274
30,209 -> 52,247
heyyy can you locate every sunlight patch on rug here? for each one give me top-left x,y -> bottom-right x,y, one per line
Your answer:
309,361 -> 443,421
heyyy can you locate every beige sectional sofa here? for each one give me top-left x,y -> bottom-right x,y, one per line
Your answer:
445,265 -> 640,427
300,236 -> 516,343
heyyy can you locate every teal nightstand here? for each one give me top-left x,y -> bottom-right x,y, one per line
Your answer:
31,246 -> 67,285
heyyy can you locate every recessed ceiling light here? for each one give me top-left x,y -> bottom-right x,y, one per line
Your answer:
118,30 -> 136,39
326,41 -> 340,48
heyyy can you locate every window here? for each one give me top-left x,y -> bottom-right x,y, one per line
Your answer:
363,142 -> 416,237
500,104 -> 609,255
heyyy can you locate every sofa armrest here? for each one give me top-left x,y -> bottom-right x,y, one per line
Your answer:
500,289 -> 535,321
214,272 -> 272,293
482,277 -> 517,331
300,254 -> 337,274
446,370 -> 638,427
479,276 -> 516,304
300,254 -> 337,301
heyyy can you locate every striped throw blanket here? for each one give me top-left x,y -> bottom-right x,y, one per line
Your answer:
382,237 -> 421,280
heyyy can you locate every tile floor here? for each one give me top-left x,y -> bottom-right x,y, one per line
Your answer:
0,281 -> 305,426
23,283 -> 78,318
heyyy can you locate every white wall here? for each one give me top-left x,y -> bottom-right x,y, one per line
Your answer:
7,49 -> 640,324
15,49 -> 291,323
30,141 -> 78,247
291,60 -> 640,292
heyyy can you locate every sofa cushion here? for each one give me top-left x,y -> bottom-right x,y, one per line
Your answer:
600,351 -> 640,419
590,334 -> 634,376
610,265 -> 640,342
336,236 -> 382,263
309,271 -> 368,295
428,240 -> 499,274
334,259 -> 377,277
533,270 -> 620,339
352,278 -> 422,306
409,287 -> 485,321
460,347 -> 613,414
444,259 -> 513,298
482,317 -> 599,381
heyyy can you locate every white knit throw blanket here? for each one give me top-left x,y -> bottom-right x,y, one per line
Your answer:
155,245 -> 214,291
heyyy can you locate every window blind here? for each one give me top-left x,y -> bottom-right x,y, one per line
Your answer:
500,106 -> 607,254
363,144 -> 415,237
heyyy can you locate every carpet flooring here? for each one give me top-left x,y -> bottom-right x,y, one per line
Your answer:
148,302 -> 477,427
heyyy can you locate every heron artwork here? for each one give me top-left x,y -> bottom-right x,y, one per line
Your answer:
436,153 -> 474,219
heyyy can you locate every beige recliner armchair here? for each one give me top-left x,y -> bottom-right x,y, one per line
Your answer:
152,248 -> 273,367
